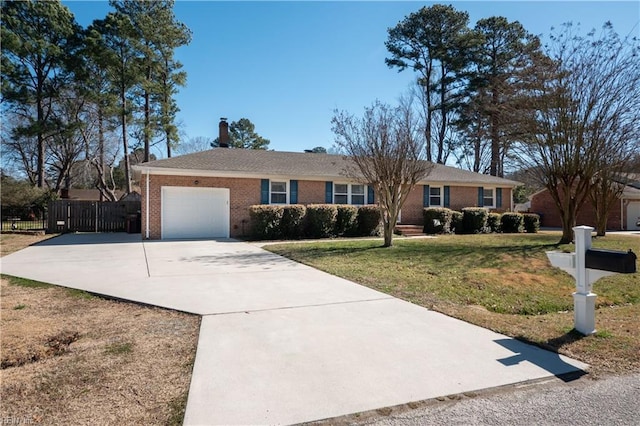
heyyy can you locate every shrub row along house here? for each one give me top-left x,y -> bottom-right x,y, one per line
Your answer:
134,148 -> 520,240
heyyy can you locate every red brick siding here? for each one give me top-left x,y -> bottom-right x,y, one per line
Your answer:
142,174 -> 518,238
399,186 -> 423,224
530,189 -> 623,230
449,186 -> 479,211
298,181 -> 326,205
142,175 -> 261,239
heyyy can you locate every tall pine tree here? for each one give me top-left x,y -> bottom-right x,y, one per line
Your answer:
1,0 -> 81,187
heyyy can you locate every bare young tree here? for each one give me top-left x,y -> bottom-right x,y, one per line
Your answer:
516,23 -> 640,243
1,112 -> 41,185
589,147 -> 637,236
77,101 -> 122,201
331,99 -> 433,247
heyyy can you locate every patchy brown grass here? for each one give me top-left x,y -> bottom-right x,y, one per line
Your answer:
0,232 -> 57,257
0,235 -> 200,425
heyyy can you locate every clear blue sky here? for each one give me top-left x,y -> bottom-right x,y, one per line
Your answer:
64,1 -> 639,157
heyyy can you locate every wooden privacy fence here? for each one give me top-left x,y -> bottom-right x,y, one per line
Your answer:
47,200 -> 141,233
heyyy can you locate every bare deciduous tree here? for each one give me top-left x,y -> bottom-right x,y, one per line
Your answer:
1,112 -> 41,185
516,23 -> 640,243
331,99 -> 433,247
174,135 -> 212,155
589,147 -> 637,237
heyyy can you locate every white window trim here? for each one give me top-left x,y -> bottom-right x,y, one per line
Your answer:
429,186 -> 443,207
483,187 -> 496,208
334,183 -> 368,205
270,179 -> 289,204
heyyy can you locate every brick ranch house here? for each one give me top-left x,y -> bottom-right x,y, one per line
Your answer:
530,174 -> 640,231
133,147 -> 520,240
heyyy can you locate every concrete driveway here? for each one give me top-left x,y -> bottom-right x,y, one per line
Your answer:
1,233 -> 588,425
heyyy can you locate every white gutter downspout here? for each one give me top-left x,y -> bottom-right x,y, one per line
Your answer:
145,169 -> 150,239
621,196 -> 624,230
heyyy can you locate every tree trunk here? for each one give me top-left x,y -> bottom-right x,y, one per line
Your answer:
558,195 -> 576,244
594,197 -> 608,237
121,70 -> 132,194
559,212 -> 574,244
489,90 -> 500,177
424,89 -> 433,163
98,110 -> 105,201
437,67 -> 446,164
595,219 -> 607,237
166,129 -> 172,158
144,65 -> 151,163
37,102 -> 45,188
383,221 -> 394,247
93,108 -> 117,202
473,132 -> 481,173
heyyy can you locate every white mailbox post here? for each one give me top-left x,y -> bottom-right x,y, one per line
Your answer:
546,226 -> 615,335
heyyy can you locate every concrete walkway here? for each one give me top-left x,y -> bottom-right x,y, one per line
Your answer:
0,233 -> 588,425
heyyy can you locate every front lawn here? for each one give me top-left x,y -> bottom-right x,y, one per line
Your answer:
267,232 -> 640,375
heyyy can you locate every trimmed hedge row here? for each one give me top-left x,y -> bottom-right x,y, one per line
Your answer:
501,212 -> 524,233
249,204 -> 381,240
423,207 -> 454,234
422,208 -> 539,235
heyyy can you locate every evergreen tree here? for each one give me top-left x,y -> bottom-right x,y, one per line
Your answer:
1,0 -> 81,187
459,17 -> 544,177
109,0 -> 191,161
385,4 -> 477,164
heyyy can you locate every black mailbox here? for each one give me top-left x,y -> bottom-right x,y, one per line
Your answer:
585,249 -> 637,274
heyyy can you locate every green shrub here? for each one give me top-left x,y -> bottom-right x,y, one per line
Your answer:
462,208 -> 488,234
487,213 -> 502,233
357,205 -> 381,236
305,204 -> 338,238
249,205 -> 283,240
335,205 -> 358,237
281,205 -> 306,239
501,212 -> 525,233
523,213 -> 540,233
451,211 -> 464,234
423,207 -> 454,234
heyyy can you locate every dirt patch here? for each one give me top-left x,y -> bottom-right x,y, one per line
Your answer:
2,329 -> 80,369
1,273 -> 200,424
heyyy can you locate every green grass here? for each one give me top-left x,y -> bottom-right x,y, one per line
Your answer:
13,303 -> 27,310
2,274 -> 54,289
3,274 -> 95,299
66,288 -> 95,300
105,342 -> 133,355
267,233 -> 639,316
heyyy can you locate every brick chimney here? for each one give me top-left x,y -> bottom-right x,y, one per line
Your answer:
219,117 -> 230,148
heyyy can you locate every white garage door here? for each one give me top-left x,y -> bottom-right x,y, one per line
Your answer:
627,201 -> 640,231
162,186 -> 230,239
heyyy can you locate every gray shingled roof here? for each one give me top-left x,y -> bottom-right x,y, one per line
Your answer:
136,148 -> 520,186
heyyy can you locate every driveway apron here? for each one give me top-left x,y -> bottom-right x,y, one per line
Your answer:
0,233 -> 588,425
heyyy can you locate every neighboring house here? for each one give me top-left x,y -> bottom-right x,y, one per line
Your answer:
530,174 -> 640,231
133,148 -> 520,240
514,201 -> 531,213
